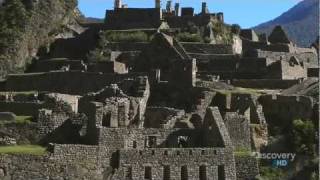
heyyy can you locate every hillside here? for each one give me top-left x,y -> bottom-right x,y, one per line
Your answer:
0,0 -> 80,78
254,0 -> 319,47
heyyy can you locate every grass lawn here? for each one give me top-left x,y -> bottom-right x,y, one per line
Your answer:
0,116 -> 33,125
15,116 -> 33,124
0,145 -> 47,155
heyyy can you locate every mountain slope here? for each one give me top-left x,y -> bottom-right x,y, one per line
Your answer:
254,0 -> 319,47
0,0 -> 79,78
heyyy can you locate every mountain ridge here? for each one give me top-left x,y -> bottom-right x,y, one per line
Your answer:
254,0 -> 319,47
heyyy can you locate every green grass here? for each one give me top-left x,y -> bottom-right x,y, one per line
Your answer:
0,116 -> 33,126
0,145 -> 47,155
15,116 -> 33,124
176,32 -> 202,42
234,147 -> 252,157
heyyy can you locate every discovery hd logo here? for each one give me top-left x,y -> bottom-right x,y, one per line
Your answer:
252,152 -> 296,167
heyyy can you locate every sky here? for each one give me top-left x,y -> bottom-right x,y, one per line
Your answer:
78,0 -> 302,28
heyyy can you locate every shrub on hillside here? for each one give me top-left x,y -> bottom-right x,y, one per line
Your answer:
176,32 -> 202,42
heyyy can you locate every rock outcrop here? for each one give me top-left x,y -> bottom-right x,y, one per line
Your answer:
0,0 -> 80,78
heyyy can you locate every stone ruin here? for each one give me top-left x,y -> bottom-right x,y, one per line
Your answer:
0,1 -> 318,180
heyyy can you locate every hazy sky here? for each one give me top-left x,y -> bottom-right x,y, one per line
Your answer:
78,0 -> 302,28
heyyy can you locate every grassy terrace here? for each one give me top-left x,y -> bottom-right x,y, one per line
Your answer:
0,91 -> 38,95
0,116 -> 33,125
0,145 -> 47,155
234,147 -> 253,157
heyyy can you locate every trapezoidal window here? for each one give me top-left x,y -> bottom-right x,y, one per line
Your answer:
145,136 -> 157,148
218,165 -> 225,180
199,165 -> 207,180
102,113 -> 111,127
181,166 -> 188,180
132,141 -> 137,149
163,166 -> 170,180
145,166 -> 152,180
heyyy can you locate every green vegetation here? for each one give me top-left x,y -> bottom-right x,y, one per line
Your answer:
176,32 -> 202,42
212,22 -> 234,44
0,0 -> 29,55
290,119 -> 316,155
15,116 -> 33,124
86,48 -> 111,62
0,116 -> 33,126
234,147 -> 252,157
259,166 -> 285,180
0,145 -> 47,155
231,24 -> 241,35
103,31 -> 150,42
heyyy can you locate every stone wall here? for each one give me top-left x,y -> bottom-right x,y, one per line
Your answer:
0,101 -> 43,117
280,60 -> 307,80
5,71 -> 146,95
231,79 -> 300,89
98,128 -> 205,150
242,39 -> 293,53
181,42 -> 235,54
37,109 -> 69,139
224,112 -> 251,150
45,93 -> 81,113
0,153 -> 103,180
88,61 -> 128,74
105,8 -> 162,29
235,156 -> 259,180
246,49 -> 318,66
165,14 -> 218,28
0,122 -> 39,144
258,94 -> 314,124
27,59 -> 86,72
144,107 -> 185,128
236,58 -> 269,79
107,42 -> 149,52
114,148 -> 236,180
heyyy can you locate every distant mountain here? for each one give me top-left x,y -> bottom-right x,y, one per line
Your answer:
85,17 -> 104,23
254,0 -> 319,47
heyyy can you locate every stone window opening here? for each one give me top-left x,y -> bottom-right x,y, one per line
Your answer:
199,165 -> 207,180
181,166 -> 188,180
189,150 -> 193,155
218,165 -> 225,180
133,141 -> 137,149
145,166 -> 152,180
102,113 -> 111,127
201,150 -> 206,155
145,136 -> 157,148
177,150 -> 180,155
163,165 -> 170,180
152,150 -> 155,155
164,150 -> 168,155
